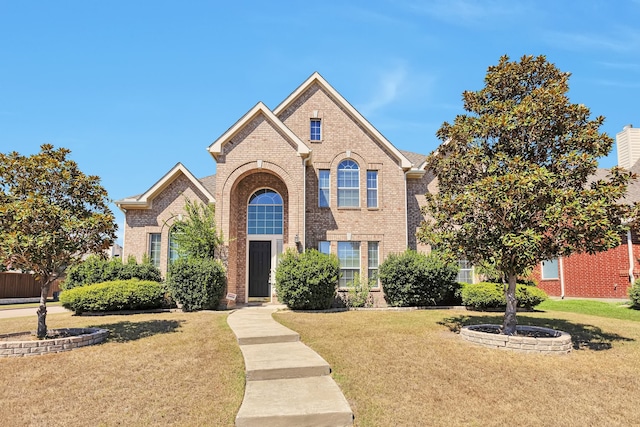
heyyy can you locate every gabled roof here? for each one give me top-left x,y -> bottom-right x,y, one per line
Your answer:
273,72 -> 414,170
208,102 -> 310,161
115,163 -> 215,210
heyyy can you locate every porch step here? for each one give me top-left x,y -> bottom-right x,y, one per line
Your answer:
235,376 -> 354,427
241,341 -> 331,381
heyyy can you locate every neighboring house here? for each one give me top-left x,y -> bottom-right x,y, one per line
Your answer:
116,72 -> 435,305
533,124 -> 640,299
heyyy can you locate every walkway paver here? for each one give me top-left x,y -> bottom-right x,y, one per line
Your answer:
227,306 -> 353,427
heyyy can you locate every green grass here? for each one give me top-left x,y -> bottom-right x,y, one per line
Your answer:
537,298 -> 640,321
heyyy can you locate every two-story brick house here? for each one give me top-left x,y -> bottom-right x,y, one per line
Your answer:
116,72 -> 435,304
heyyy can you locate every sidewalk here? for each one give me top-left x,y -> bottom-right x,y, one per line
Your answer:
227,306 -> 353,427
0,305 -> 68,319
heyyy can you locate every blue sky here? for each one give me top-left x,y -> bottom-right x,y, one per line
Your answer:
2,0 -> 640,244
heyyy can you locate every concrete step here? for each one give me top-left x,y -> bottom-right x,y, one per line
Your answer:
235,376 -> 354,427
227,309 -> 299,345
241,341 -> 331,381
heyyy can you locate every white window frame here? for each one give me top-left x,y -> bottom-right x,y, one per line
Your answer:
337,160 -> 360,208
541,259 -> 559,280
318,170 -> 330,207
338,241 -> 360,287
367,170 -> 378,208
149,233 -> 161,268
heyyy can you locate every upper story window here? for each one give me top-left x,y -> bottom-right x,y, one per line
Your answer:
337,160 -> 359,207
319,170 -> 330,207
248,189 -> 283,235
310,119 -> 321,141
367,170 -> 378,208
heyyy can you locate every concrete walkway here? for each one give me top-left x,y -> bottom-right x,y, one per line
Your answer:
227,306 -> 353,427
0,305 -> 68,319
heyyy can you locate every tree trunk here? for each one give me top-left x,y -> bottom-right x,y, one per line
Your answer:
502,273 -> 518,335
36,281 -> 51,339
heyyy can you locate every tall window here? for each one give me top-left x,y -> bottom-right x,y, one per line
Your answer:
310,119 -> 321,141
337,160 -> 359,207
248,189 -> 283,235
169,226 -> 182,264
149,233 -> 161,268
541,259 -> 559,279
367,170 -> 378,208
457,259 -> 474,284
338,241 -> 360,287
368,242 -> 379,284
318,170 -> 330,207
318,241 -> 330,254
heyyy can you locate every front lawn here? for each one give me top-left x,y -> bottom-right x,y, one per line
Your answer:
274,308 -> 640,426
537,298 -> 639,321
0,311 -> 244,426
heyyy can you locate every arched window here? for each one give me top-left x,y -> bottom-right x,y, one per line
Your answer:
247,189 -> 283,235
337,160 -> 359,207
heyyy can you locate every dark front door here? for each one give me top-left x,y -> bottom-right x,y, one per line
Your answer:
249,241 -> 271,298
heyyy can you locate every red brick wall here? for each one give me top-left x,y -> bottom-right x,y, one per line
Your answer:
534,233 -> 639,298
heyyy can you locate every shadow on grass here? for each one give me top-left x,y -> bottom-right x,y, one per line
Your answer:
89,320 -> 184,343
439,314 -> 635,351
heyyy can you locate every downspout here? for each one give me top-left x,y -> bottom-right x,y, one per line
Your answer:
628,230 -> 634,285
559,256 -> 565,299
404,170 -> 409,248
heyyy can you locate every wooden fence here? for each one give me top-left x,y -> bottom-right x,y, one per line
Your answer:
0,273 -> 62,299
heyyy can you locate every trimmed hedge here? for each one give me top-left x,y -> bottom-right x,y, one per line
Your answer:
275,249 -> 339,310
166,258 -> 226,311
630,278 -> 640,309
63,256 -> 162,290
60,279 -> 167,314
461,282 -> 548,310
378,250 -> 459,307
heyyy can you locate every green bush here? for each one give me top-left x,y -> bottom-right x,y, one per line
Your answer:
60,279 -> 167,314
63,255 -> 161,290
275,249 -> 339,310
378,250 -> 459,307
629,278 -> 640,309
342,273 -> 374,308
461,282 -> 548,310
167,258 -> 226,311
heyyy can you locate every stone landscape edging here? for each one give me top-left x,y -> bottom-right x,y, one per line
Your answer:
460,324 -> 572,354
0,328 -> 109,357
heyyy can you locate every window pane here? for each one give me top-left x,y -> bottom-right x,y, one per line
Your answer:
456,259 -> 474,283
542,259 -> 559,279
149,233 -> 161,268
318,241 -> 330,254
319,170 -> 330,207
338,241 -> 360,287
368,242 -> 379,284
367,171 -> 378,208
338,160 -> 359,207
247,189 -> 283,235
169,228 -> 181,264
310,119 -> 321,141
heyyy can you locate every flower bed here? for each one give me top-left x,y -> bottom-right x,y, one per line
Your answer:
0,328 -> 109,357
460,324 -> 572,354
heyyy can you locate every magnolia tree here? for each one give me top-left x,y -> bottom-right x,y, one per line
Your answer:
419,55 -> 634,335
0,144 -> 117,338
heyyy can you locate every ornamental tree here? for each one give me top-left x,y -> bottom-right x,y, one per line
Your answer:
170,198 -> 223,260
419,55 -> 634,335
0,144 -> 117,338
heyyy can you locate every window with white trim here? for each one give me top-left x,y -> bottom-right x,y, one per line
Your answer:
149,233 -> 161,268
338,241 -> 360,287
541,259 -> 559,279
337,160 -> 359,207
247,189 -> 283,235
168,226 -> 182,264
367,170 -> 378,208
457,259 -> 474,284
368,242 -> 379,284
318,170 -> 330,207
310,119 -> 321,141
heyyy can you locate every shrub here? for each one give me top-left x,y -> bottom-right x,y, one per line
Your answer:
461,282 -> 548,310
378,250 -> 459,307
60,279 -> 167,314
275,249 -> 339,310
629,278 -> 640,309
167,258 -> 226,311
63,255 -> 161,290
341,273 -> 374,308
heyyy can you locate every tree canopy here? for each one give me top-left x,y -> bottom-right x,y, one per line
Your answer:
418,55 -> 634,334
0,144 -> 117,337
170,198 -> 222,260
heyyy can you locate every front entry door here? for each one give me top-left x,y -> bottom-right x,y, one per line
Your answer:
249,241 -> 271,298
